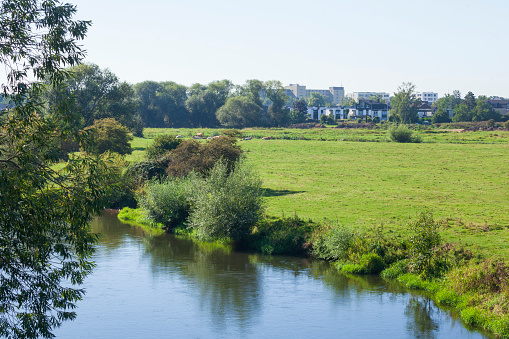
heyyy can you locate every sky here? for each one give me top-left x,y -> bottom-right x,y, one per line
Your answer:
70,0 -> 508,98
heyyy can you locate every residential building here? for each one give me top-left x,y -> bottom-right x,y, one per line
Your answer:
308,106 -> 349,120
352,99 -> 389,121
346,92 -> 391,103
486,98 -> 509,115
285,84 -> 345,105
415,92 -> 438,105
416,102 -> 436,118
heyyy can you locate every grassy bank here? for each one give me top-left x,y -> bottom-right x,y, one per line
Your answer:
121,126 -> 509,337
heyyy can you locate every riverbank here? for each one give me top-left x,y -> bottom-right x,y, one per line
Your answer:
118,206 -> 509,337
117,126 -> 509,337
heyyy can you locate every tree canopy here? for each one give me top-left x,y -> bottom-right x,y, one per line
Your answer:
0,1 -> 113,337
389,82 -> 420,123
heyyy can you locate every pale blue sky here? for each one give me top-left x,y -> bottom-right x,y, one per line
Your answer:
71,0 -> 508,97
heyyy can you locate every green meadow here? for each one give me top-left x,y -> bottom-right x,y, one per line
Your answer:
128,127 -> 509,259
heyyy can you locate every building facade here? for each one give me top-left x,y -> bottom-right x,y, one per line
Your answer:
415,92 -> 438,105
285,84 -> 345,105
346,92 -> 391,103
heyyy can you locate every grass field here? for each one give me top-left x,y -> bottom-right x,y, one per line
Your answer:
127,127 -> 509,258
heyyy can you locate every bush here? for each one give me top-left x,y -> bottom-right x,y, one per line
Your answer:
372,116 -> 380,123
145,134 -> 182,159
381,260 -> 409,279
312,223 -> 360,261
82,118 -> 133,155
409,211 -> 446,278
388,124 -> 421,143
504,120 -> 509,129
166,136 -> 243,177
249,215 -> 315,255
137,175 -> 197,229
340,253 -> 386,274
188,159 -> 264,242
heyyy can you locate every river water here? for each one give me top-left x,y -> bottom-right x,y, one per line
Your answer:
55,210 -> 489,338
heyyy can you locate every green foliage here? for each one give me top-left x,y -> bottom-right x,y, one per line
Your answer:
216,96 -> 262,128
431,108 -> 451,124
409,212 -> 446,278
340,253 -> 386,274
388,124 -> 421,143
0,1 -> 118,336
320,114 -> 336,125
307,92 -> 329,107
165,136 -> 242,177
372,116 -> 380,123
43,63 -> 139,131
188,160 -> 264,242
138,175 -> 197,229
249,215 -> 315,255
145,134 -> 182,160
389,82 -> 420,123
83,118 -> 133,155
505,120 -> 509,129
381,260 -> 409,279
265,80 -> 290,127
312,223 -> 360,261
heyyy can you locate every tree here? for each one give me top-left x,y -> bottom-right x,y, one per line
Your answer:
431,108 -> 451,124
265,80 -> 290,127
43,63 -> 139,131
389,82 -> 420,123
83,118 -> 133,155
216,96 -> 262,128
307,92 -> 328,107
0,1 -> 113,337
186,80 -> 233,127
472,98 -> 501,122
290,100 -> 307,124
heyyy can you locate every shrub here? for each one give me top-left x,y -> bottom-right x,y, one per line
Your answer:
82,118 -> 133,155
137,175 -> 197,229
188,159 -> 264,242
340,253 -> 386,274
372,116 -> 380,123
312,223 -> 360,261
504,120 -> 509,129
166,136 -> 243,177
381,260 -> 409,279
487,119 -> 496,127
388,124 -> 421,143
145,134 -> 182,159
409,211 -> 446,278
249,215 -> 315,255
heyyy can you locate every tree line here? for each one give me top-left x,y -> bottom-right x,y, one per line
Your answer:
39,64 -> 310,134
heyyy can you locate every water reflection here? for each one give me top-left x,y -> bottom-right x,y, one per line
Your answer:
74,211 -> 489,339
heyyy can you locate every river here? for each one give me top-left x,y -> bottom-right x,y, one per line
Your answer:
55,210 -> 490,338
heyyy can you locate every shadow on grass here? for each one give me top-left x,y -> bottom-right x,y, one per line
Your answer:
132,146 -> 147,151
262,188 -> 305,197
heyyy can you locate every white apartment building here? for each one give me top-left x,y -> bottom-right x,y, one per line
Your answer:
307,107 -> 349,120
415,92 -> 438,105
285,84 -> 345,105
346,92 -> 391,103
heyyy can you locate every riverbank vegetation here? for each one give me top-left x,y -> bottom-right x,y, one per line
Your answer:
111,126 -> 509,337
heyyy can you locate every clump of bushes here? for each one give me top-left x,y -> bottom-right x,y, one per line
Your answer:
137,175 -> 196,229
145,134 -> 182,159
249,215 -> 316,255
408,211 -> 447,278
165,136 -> 242,177
82,118 -> 133,155
137,159 -> 264,242
188,160 -> 263,242
388,124 -> 421,143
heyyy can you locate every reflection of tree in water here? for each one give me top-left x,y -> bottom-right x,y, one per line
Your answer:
405,297 -> 439,339
142,234 -> 262,334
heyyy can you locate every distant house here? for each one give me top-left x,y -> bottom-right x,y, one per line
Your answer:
416,102 -> 436,118
307,107 -> 349,120
486,98 -> 509,115
353,99 -> 388,121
